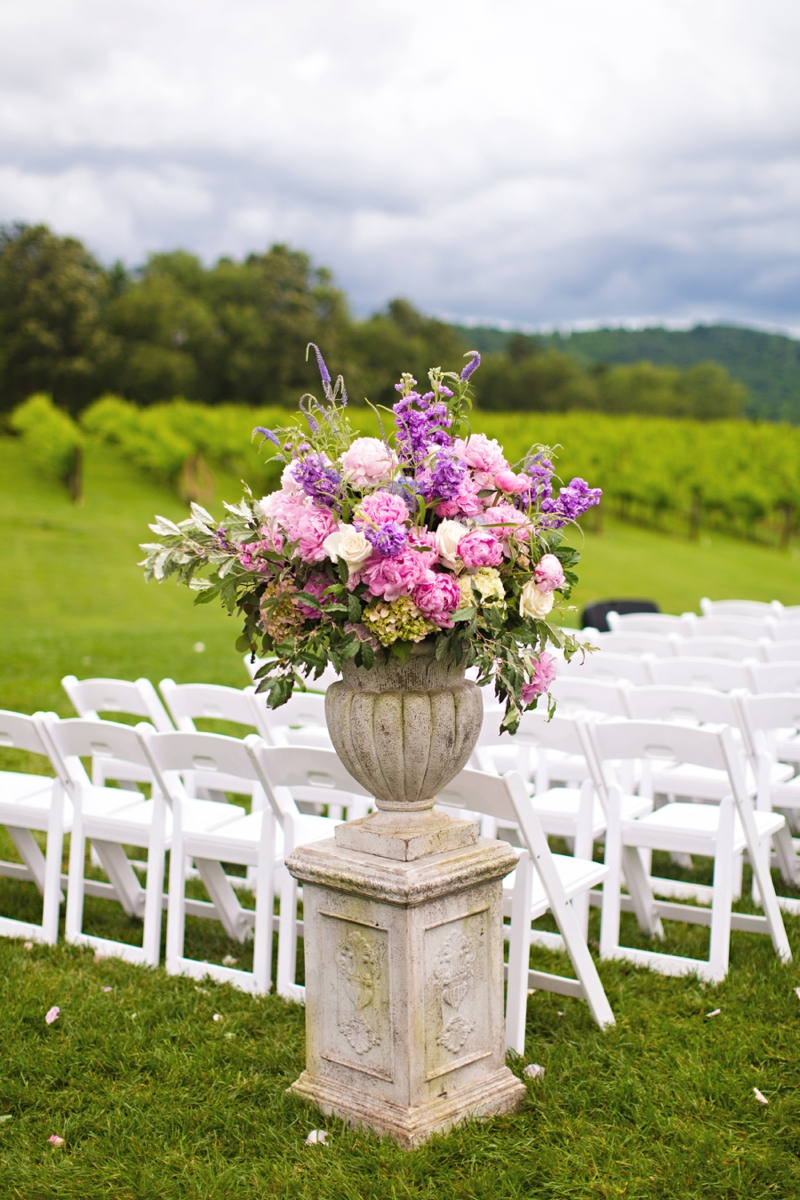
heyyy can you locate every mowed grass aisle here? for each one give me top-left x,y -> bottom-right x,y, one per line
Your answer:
2,437 -> 800,1197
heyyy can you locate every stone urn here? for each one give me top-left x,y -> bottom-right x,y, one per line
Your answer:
285,637 -> 525,1147
323,639 -> 485,859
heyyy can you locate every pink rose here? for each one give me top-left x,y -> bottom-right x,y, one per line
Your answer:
453,434 -> 509,488
341,437 -> 398,488
356,490 -> 409,528
458,528 -> 504,568
483,504 -> 532,549
294,506 -> 337,563
362,546 -> 427,601
534,553 -> 565,593
521,652 -> 557,703
413,570 -> 462,627
494,469 -> 533,495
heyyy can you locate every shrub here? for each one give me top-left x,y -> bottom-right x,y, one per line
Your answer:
9,393 -> 84,502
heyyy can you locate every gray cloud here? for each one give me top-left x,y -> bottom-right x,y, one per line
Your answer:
2,0 -> 800,329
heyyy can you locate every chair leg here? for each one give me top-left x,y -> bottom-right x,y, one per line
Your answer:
65,808 -> 86,945
165,821 -> 187,975
504,851 -> 533,1054
621,845 -> 664,939
252,813 -> 276,995
599,803 -> 622,960
194,859 -> 250,942
708,797 -> 735,983
744,812 -> 793,963
276,871 -> 299,1000
141,794 -> 166,967
6,827 -> 47,893
571,782 -> 594,939
41,783 -> 66,944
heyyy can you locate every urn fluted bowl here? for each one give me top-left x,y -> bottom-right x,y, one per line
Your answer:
324,640 -> 484,812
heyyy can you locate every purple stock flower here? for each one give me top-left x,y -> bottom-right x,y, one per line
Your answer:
291,454 -> 342,508
393,388 -> 454,465
460,351 -> 481,380
365,521 -> 408,558
541,477 -> 602,527
420,448 -> 466,502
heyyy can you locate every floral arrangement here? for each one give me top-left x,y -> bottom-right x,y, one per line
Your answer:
141,347 -> 600,731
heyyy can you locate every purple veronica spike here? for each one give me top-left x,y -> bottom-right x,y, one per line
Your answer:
307,342 -> 331,385
460,350 -> 481,380
254,427 -> 281,448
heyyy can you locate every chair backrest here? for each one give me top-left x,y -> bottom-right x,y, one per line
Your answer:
767,620 -> 800,643
159,680 -> 257,733
648,656 -> 752,692
736,693 -> 800,738
690,617 -> 769,641
140,728 -> 261,807
761,640 -> 800,663
591,631 -> 676,658
0,709 -> 53,758
42,715 -> 153,790
559,651 -> 654,686
607,611 -> 689,635
435,767 -> 520,827
62,675 -> 174,732
549,677 -> 629,719
250,690 -> 328,743
749,660 -> 800,694
700,598 -> 782,618
511,708 -> 588,756
582,718 -> 747,801
673,635 -> 761,662
244,655 -> 341,692
625,684 -> 741,729
245,742 -> 370,820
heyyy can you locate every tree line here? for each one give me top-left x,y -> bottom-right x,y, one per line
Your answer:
0,222 -> 749,421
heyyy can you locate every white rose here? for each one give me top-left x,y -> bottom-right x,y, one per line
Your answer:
322,523 -> 373,569
435,520 -> 469,570
519,578 -> 554,620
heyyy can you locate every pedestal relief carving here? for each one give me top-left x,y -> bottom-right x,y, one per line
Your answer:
433,932 -> 476,1053
336,928 -> 383,1055
318,913 -> 392,1081
424,909 -> 492,1080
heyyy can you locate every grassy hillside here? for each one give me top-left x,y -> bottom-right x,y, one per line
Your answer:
457,324 -> 800,423
3,436 -> 800,716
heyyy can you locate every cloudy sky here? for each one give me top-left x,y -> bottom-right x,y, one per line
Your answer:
1,0 -> 799,330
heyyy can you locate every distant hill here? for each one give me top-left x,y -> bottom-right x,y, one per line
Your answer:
454,324 -> 800,423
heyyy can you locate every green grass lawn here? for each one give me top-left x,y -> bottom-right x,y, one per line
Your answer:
3,438 -> 800,1197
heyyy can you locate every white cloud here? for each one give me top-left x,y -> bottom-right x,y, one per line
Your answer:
1,0 -> 800,327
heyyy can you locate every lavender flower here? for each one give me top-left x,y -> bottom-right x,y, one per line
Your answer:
541,477 -> 602,527
291,454 -> 342,508
460,351 -> 481,380
365,521 -> 408,558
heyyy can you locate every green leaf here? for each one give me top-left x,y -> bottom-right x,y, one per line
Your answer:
347,594 -> 363,624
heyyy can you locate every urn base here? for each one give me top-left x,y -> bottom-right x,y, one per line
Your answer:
334,808 -> 479,862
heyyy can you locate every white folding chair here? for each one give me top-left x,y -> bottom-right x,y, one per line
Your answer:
761,640 -> 800,663
690,616 -> 770,641
748,661 -> 800,694
437,767 -> 614,1045
582,719 -> 792,983
250,690 -> 332,753
591,631 -> 676,658
648,656 -> 753,693
672,635 -> 766,662
244,742 -> 372,1002
0,710 -> 68,944
559,651 -> 655,687
41,716 -> 241,966
768,621 -> 800,642
607,612 -> 691,635
62,675 -> 174,789
700,598 -> 783,618
140,728 -> 324,994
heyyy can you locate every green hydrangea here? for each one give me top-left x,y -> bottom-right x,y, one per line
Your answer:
471,567 -> 506,606
362,596 -> 438,647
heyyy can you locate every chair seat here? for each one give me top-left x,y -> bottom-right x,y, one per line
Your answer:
82,789 -> 244,846
184,809 -> 340,866
0,781 -> 69,833
504,853 -> 608,919
531,787 -> 651,838
0,772 -> 56,804
623,802 -> 785,855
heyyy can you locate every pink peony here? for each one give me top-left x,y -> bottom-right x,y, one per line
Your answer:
362,547 -> 428,601
341,437 -> 398,488
457,528 -> 504,568
238,538 -> 279,572
413,570 -> 462,627
453,434 -> 509,488
521,652 -> 557,703
534,553 -> 565,593
484,504 -> 532,549
356,490 -> 409,528
294,506 -> 337,563
407,526 -> 438,569
494,469 -> 533,495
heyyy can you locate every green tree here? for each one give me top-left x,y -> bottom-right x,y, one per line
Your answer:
0,224 -> 116,414
346,299 -> 468,407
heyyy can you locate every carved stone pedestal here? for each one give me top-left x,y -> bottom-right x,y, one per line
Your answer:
286,820 -> 525,1149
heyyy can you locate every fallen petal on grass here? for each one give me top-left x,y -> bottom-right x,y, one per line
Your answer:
48,1135 -> 65,1147
23,942 -> 33,950
221,955 -> 238,967
103,987 -> 113,993
213,1013 -> 223,1022
45,1006 -> 60,1025
753,1088 -> 769,1105
523,1063 -> 545,1080
0,1115 -> 12,1123
705,1009 -> 721,1018
305,1130 -> 328,1145
131,1013 -> 137,1020
795,987 -> 800,1001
